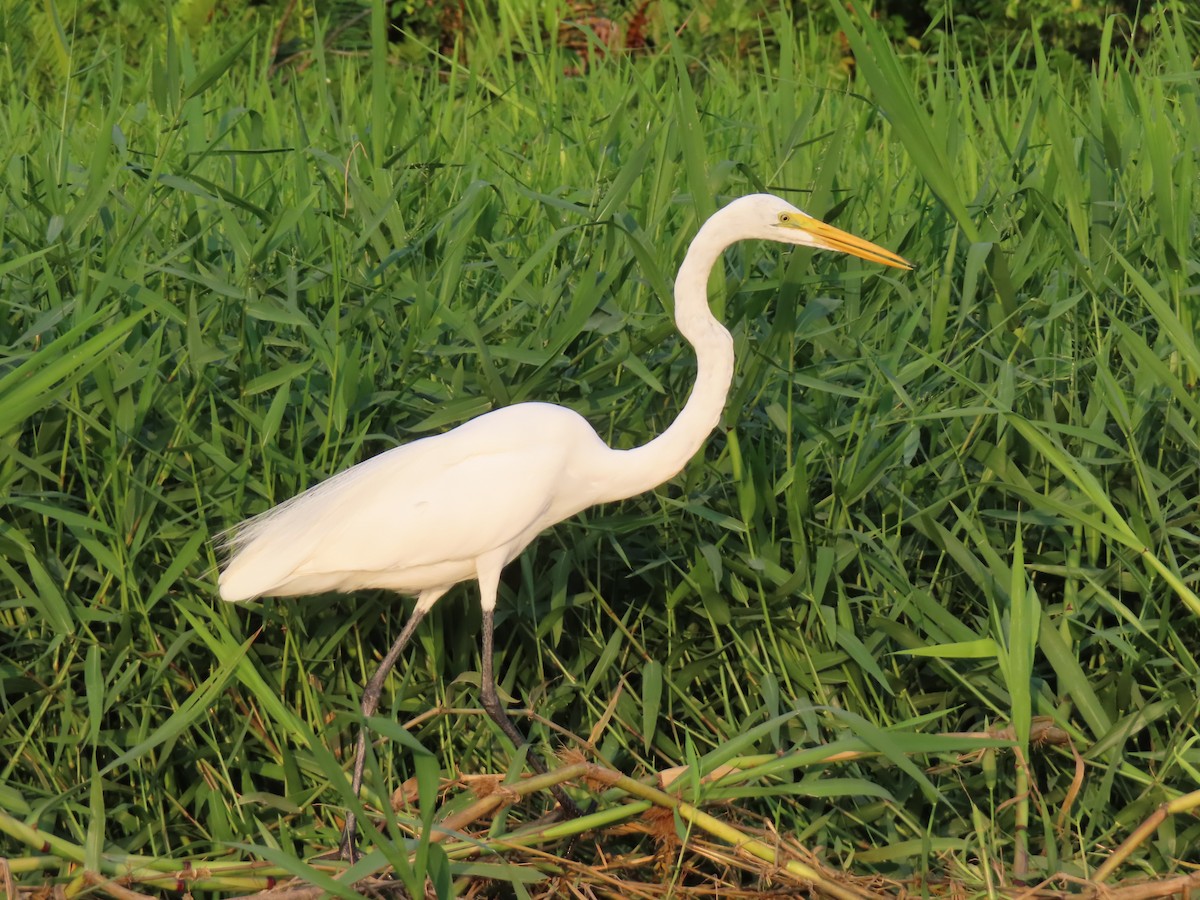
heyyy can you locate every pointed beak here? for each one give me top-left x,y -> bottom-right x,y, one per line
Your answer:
781,214 -> 912,270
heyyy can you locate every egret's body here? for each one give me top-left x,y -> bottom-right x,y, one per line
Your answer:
219,194 -> 910,858
221,404 -> 613,600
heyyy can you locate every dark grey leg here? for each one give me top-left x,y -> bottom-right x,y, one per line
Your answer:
340,596 -> 436,862
480,606 -> 581,818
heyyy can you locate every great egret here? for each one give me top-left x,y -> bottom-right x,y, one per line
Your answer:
219,193 -> 910,857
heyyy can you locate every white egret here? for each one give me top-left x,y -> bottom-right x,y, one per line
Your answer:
219,193 -> 910,857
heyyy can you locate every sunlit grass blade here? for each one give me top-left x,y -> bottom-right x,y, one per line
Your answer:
0,308 -> 148,440
1004,414 -> 1200,617
829,1 -> 977,242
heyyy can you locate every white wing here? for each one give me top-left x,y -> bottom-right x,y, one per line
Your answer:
218,403 -> 609,600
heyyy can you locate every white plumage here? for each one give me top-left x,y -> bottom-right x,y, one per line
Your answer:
220,403 -> 613,600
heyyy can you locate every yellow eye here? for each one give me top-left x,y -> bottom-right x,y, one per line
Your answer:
778,212 -> 792,224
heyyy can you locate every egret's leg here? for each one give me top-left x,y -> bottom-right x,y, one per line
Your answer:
479,604 -> 582,818
340,588 -> 445,862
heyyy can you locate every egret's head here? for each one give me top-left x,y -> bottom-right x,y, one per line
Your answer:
720,193 -> 912,270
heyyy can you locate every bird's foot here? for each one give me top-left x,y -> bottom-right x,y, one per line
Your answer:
550,785 -> 582,820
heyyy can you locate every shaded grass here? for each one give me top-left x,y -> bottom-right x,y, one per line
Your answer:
2,1 -> 1199,895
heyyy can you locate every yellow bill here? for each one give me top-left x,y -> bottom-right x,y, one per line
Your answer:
787,213 -> 912,270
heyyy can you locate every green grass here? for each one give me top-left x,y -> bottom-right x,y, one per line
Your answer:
2,2 -> 1199,895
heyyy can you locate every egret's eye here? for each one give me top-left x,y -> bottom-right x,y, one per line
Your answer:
778,212 -> 793,224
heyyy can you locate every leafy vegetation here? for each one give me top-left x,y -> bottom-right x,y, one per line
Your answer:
2,0 -> 1198,896
880,0 -> 1192,59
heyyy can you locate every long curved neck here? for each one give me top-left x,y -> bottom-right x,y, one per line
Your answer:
599,214 -> 737,502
